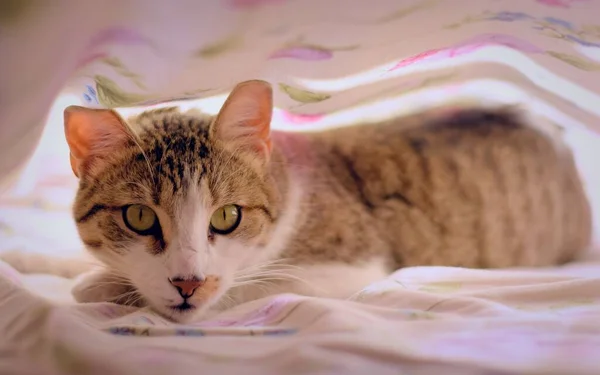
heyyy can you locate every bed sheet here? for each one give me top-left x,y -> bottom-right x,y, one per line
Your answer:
2,0 -> 600,374
3,0 -> 600,188
2,253 -> 600,375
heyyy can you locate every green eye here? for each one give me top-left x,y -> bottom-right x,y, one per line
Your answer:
123,204 -> 158,235
209,204 -> 241,235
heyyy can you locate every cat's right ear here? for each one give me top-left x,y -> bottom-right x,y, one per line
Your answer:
64,106 -> 130,178
211,80 -> 273,164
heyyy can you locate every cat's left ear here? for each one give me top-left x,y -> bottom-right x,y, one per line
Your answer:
211,80 -> 273,163
64,106 -> 131,178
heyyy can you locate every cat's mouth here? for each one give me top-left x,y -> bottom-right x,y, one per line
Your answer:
170,301 -> 197,312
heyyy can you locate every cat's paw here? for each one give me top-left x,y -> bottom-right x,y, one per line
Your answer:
72,269 -> 145,307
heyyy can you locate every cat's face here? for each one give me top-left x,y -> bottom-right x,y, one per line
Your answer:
66,81 -> 282,322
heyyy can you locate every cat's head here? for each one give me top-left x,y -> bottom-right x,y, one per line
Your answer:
65,80 -> 285,322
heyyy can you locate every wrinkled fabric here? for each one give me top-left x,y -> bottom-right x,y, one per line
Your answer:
2,255 -> 600,375
2,0 -> 600,189
2,0 -> 600,374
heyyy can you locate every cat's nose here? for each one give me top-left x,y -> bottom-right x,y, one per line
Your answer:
169,275 -> 205,298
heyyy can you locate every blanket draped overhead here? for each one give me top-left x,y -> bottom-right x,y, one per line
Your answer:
1,0 -> 600,190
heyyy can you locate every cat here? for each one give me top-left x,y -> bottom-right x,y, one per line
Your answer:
1,80 -> 591,323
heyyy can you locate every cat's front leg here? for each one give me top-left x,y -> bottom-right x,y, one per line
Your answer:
72,269 -> 145,307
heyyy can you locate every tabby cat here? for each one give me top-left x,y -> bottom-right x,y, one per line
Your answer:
2,80 -> 591,322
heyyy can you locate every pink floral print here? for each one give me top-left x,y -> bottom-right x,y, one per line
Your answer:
277,110 -> 325,125
390,34 -> 544,71
270,46 -> 333,61
536,0 -> 590,8
76,28 -> 149,70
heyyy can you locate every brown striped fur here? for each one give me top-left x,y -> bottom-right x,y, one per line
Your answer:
286,108 -> 591,269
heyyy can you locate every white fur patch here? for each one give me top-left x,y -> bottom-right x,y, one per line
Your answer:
228,257 -> 389,305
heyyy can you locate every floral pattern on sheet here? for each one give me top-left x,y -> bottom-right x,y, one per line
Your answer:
106,325 -> 297,337
536,0 -> 591,8
0,0 -> 599,192
269,40 -> 360,61
446,9 -> 600,50
47,2 -> 597,123
97,294 -> 302,337
76,28 -> 151,72
388,34 -> 546,72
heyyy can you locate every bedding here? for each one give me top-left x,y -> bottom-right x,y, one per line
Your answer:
2,254 -> 600,375
2,0 -> 600,374
3,0 -> 600,187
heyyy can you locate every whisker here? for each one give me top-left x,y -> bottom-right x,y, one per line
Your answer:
82,281 -> 133,291
215,293 -> 238,311
234,259 -> 303,276
231,279 -> 277,288
235,271 -> 304,281
122,291 -> 143,306
110,290 -> 140,302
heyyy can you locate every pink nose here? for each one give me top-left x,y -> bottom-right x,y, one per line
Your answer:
169,276 -> 205,298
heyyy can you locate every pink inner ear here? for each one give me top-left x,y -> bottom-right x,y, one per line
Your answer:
64,106 -> 130,177
213,80 -> 273,158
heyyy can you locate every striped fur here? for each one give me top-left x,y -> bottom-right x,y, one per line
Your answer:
3,84 -> 591,323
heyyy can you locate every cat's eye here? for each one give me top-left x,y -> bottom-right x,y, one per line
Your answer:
209,204 -> 241,235
122,204 -> 159,235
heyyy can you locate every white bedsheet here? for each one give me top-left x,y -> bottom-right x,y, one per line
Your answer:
2,251 -> 600,375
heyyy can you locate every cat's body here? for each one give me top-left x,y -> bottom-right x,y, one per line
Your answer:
1,81 -> 591,322
290,108 -> 589,270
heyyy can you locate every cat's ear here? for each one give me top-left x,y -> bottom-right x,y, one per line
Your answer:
64,106 -> 130,178
211,80 -> 273,162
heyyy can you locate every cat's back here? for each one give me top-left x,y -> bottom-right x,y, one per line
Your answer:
308,107 -> 592,268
